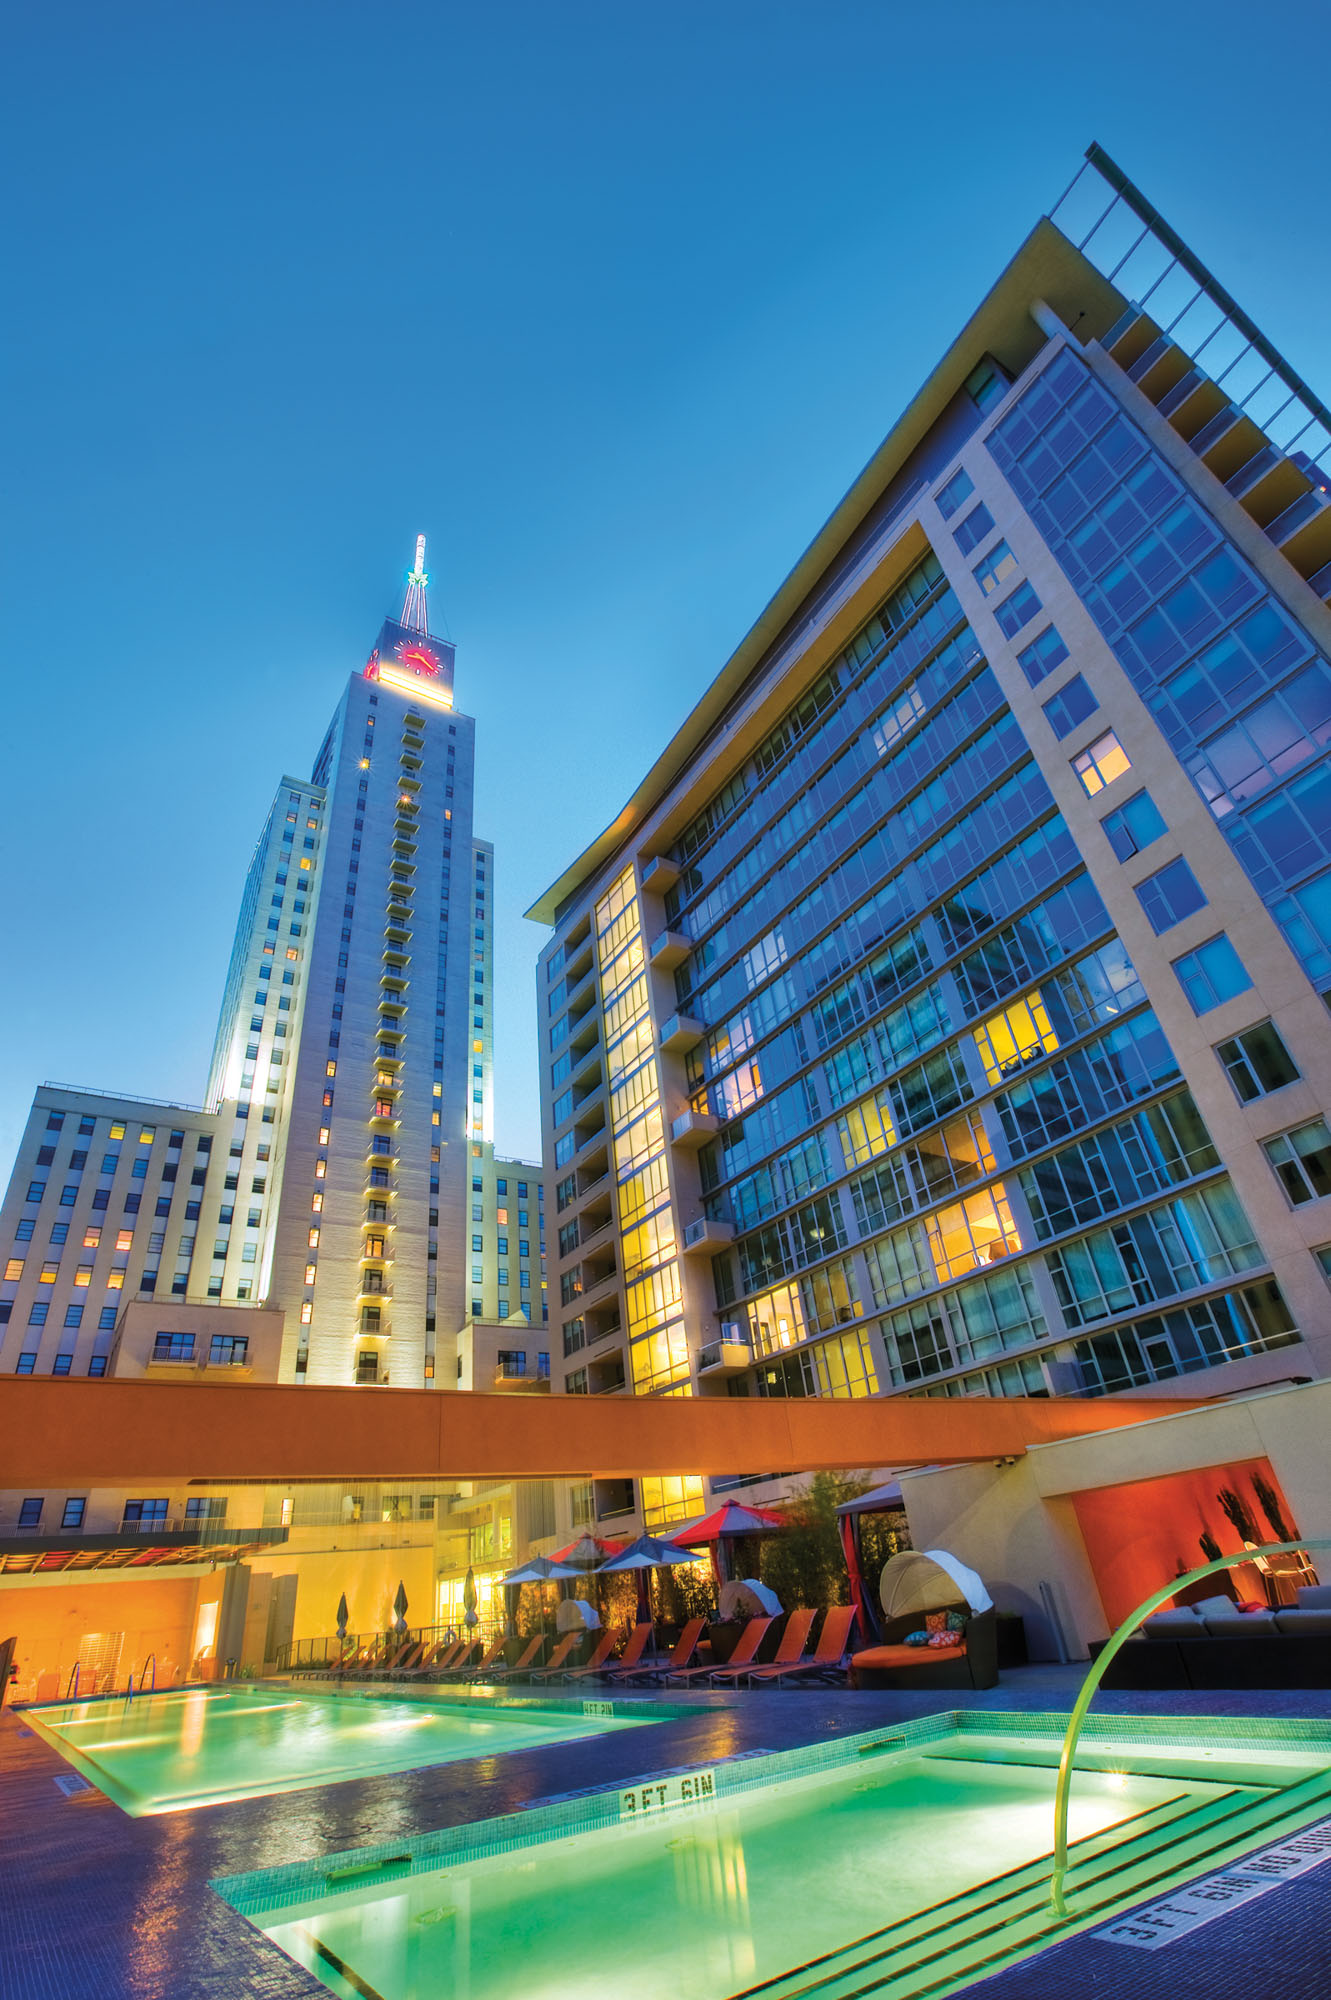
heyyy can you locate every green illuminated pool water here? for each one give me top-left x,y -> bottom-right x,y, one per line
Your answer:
25,1683 -> 667,1814
222,1716 -> 1331,2000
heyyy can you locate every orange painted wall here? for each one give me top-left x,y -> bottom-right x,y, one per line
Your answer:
1069,1457 -> 1299,1627
0,1575 -> 201,1703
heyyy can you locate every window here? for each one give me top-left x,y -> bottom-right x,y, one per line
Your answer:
88,1355 -> 107,1376
1172,935 -> 1253,1015
966,359 -> 1006,412
122,1499 -> 169,1529
17,1498 -> 42,1530
3,1257 -> 22,1281
1016,626 -> 1070,687
952,502 -> 995,555
1041,674 -> 1099,740
935,467 -> 974,519
98,1307 -> 117,1329
973,541 -> 1018,597
15,1353 -> 36,1374
1072,729 -> 1132,796
1136,857 -> 1207,935
1264,1120 -> 1331,1206
994,582 -> 1042,639
61,1498 -> 86,1529
1216,1021 -> 1300,1103
974,992 -> 1061,1085
152,1332 -> 195,1362
25,1182 -> 46,1203
1102,790 -> 1167,862
28,1301 -> 48,1326
63,1304 -> 83,1328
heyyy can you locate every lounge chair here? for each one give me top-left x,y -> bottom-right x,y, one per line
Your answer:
485,1635 -> 547,1680
436,1637 -> 506,1682
712,1608 -> 815,1686
387,1640 -> 427,1676
748,1604 -> 857,1684
525,1633 -> 586,1682
624,1616 -> 708,1685
553,1627 -> 623,1681
669,1615 -> 772,1685
574,1623 -> 652,1682
396,1638 -> 461,1679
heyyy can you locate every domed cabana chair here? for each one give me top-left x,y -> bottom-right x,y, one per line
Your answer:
849,1549 -> 998,1690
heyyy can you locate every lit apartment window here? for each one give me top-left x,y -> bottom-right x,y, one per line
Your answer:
1072,730 -> 1131,797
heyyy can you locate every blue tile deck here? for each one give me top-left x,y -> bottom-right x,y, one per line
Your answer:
4,1667 -> 1331,1999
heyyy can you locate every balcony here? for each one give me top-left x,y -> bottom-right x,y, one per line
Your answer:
640,854 -> 680,895
697,1326 -> 753,1377
649,929 -> 691,971
660,1012 -> 703,1054
491,1364 -> 550,1393
682,1217 -> 735,1255
671,1108 -> 719,1149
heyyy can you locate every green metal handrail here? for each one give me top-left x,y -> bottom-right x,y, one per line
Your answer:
1049,1535 -> 1328,1918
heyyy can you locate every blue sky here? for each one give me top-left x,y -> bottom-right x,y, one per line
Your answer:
3,0 -> 1329,1166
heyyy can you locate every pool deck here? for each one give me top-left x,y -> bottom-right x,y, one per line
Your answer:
2,1665 -> 1330,2000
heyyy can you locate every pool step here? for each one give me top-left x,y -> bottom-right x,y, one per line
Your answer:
728,1766 -> 1331,2000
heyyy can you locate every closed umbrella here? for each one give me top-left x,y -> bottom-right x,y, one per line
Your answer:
392,1579 -> 409,1635
335,1593 -> 349,1639
462,1565 -> 479,1631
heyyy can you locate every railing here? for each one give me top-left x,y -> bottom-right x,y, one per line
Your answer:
275,1616 -> 506,1673
40,1082 -> 207,1114
1049,1536 -> 1330,1918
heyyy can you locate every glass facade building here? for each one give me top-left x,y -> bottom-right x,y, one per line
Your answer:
531,167 -> 1331,1537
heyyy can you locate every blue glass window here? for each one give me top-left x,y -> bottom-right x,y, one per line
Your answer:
1016,626 -> 1070,687
1042,675 -> 1099,740
936,468 -> 974,520
1136,857 -> 1207,934
994,582 -> 1042,639
1102,790 -> 1167,862
1172,934 -> 1254,1014
953,503 -> 996,556
973,542 -> 1019,597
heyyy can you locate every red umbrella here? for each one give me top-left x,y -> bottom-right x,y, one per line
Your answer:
551,1533 -> 628,1564
672,1501 -> 786,1585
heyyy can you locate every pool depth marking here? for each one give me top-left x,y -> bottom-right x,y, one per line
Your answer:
1093,1815 -> 1331,1951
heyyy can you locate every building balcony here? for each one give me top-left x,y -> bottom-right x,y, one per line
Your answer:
671,1108 -> 719,1149
640,854 -> 680,895
649,929 -> 691,971
660,1012 -> 703,1054
697,1325 -> 753,1377
382,948 -> 410,971
491,1366 -> 550,1393
682,1217 -> 735,1255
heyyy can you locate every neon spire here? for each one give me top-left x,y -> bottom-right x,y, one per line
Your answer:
401,534 -> 429,633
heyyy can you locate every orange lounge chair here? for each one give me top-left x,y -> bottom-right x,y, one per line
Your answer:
526,1632 -> 588,1682
712,1608 -> 816,1686
486,1635 -> 547,1680
748,1605 -> 858,1684
416,1638 -> 466,1675
580,1623 -> 653,1682
627,1616 -> 708,1685
669,1616 -> 772,1685
439,1637 -> 506,1681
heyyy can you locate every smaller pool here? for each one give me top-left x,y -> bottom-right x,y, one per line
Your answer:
24,1682 -> 679,1815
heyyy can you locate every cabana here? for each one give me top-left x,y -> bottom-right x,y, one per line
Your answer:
835,1479 -> 906,1644
850,1549 -> 998,1691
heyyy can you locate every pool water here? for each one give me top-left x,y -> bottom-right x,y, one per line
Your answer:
226,1717 -> 1331,2000
25,1683 -> 665,1814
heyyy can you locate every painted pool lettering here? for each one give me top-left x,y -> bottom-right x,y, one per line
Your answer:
1093,1817 -> 1331,1950
620,1770 -> 716,1819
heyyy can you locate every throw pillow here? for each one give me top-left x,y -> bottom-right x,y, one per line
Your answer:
924,1611 -> 948,1634
945,1609 -> 968,1632
927,1631 -> 961,1648
904,1630 -> 930,1647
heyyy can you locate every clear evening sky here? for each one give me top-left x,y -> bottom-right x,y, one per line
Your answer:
3,0 -> 1328,1167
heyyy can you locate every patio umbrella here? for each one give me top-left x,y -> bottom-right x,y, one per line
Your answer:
501,1553 -> 583,1639
597,1533 -> 703,1624
673,1501 -> 786,1586
462,1566 -> 479,1631
551,1533 -> 628,1566
392,1579 -> 409,1634
335,1592 -> 349,1640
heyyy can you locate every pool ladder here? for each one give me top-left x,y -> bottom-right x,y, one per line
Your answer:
125,1654 -> 157,1706
64,1663 -> 81,1700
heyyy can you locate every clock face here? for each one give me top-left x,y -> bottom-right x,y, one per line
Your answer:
396,641 -> 441,678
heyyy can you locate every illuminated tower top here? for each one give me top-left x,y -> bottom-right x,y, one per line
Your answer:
401,534 -> 430,634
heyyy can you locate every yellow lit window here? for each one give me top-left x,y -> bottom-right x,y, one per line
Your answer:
308,1227 -> 320,1248
311,1192 -> 323,1213
139,1127 -> 154,1144
837,1093 -> 897,1169
318,1126 -> 330,1144
974,993 -> 1060,1085
472,1041 -> 483,1055
306,817 -> 318,830
430,1145 -> 440,1163
286,947 -> 299,961
115,1228 -> 134,1251
83,1227 -> 101,1248
305,1263 -> 317,1286
300,1300 -> 313,1324
299,856 -> 312,870
74,1265 -> 93,1287
472,1143 -> 482,1157
109,1122 -> 126,1140
314,1159 -> 326,1179
496,1207 -> 508,1226
39,1262 -> 59,1284
106,1270 -> 125,1290
4,1257 -> 23,1281
375,1100 -> 393,1119
326,1060 -> 337,1078
1072,729 -> 1132,797
718,1059 -> 763,1119
925,1185 -> 1022,1285
365,1234 -> 385,1258
431,1111 -> 440,1127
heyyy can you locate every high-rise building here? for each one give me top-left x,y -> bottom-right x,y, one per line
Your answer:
0,541 -> 517,1389
530,152 -> 1331,1539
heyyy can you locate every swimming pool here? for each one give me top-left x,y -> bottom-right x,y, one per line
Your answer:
24,1682 -> 676,1815
218,1710 -> 1331,2000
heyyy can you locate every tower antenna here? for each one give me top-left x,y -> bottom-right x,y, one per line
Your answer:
401,534 -> 429,633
